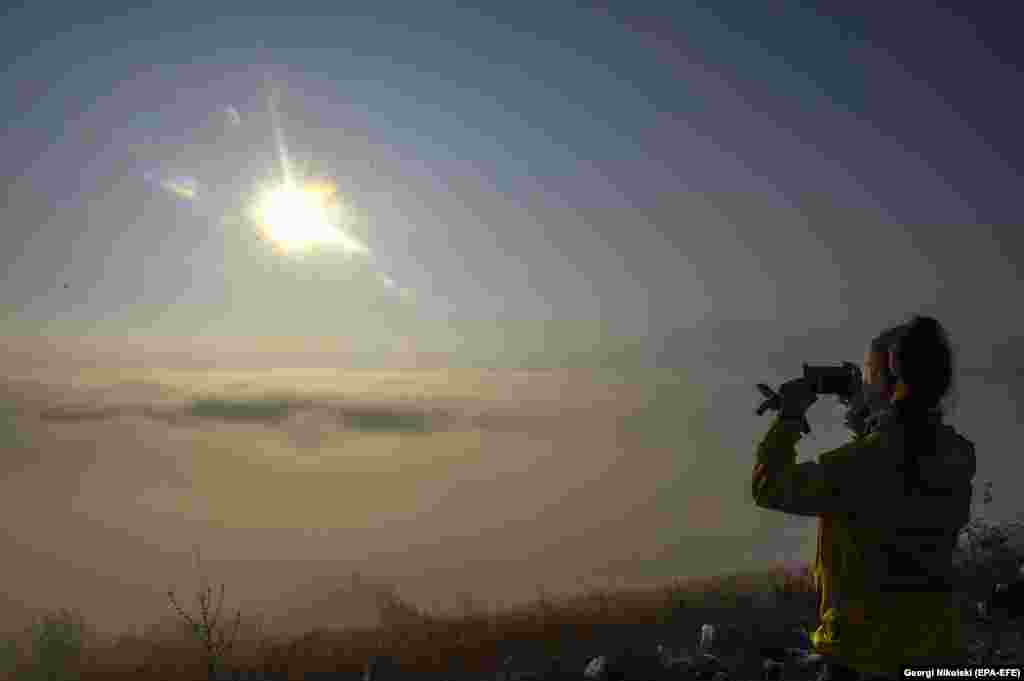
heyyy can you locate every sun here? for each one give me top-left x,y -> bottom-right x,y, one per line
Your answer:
249,179 -> 369,255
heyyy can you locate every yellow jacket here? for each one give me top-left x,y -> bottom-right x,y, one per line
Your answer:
753,404 -> 976,675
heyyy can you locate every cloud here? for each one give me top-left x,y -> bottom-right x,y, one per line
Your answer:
0,366 -> 810,638
39,406 -> 130,422
328,404 -> 436,433
180,397 -> 445,434
187,398 -> 296,423
17,385 -> 555,438
177,397 -> 456,435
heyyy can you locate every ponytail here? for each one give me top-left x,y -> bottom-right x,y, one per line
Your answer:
872,315 -> 957,496
889,315 -> 954,411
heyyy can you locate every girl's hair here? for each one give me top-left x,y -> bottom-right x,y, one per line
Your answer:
870,315 -> 958,496
870,315 -> 957,412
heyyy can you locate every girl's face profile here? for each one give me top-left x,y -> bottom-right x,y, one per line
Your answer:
862,350 -> 886,389
862,349 -> 896,403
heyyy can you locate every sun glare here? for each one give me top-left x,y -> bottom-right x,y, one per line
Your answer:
250,180 -> 369,255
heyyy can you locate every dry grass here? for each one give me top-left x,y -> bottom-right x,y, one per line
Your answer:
0,561 -> 821,680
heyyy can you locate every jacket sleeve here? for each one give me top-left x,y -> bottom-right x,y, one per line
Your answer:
752,415 -> 869,517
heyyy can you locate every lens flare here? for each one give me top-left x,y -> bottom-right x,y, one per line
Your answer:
249,179 -> 369,255
162,176 -> 199,201
254,80 -> 368,255
145,172 -> 199,201
133,76 -> 417,304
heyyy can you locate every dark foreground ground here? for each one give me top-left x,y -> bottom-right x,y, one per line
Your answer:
4,562 -> 1019,680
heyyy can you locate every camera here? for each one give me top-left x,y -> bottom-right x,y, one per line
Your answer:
801,362 -> 862,402
755,361 -> 865,435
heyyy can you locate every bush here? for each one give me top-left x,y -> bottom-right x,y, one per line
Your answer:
19,608 -> 90,681
955,481 -> 1024,601
0,636 -> 18,678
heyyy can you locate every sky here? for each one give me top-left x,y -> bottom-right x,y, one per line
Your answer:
0,1 -> 1022,640
2,1 -> 1021,363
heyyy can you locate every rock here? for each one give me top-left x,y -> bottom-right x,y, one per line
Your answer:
508,616 -> 1010,680
582,655 -> 606,680
699,623 -> 716,654
324,629 -> 831,681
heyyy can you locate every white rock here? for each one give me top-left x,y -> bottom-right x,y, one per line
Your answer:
583,655 -> 606,680
699,623 -> 715,653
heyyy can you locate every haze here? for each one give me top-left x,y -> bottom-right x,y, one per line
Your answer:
1,3 -> 1021,639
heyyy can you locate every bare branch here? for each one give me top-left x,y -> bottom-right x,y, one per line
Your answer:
166,543 -> 249,677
